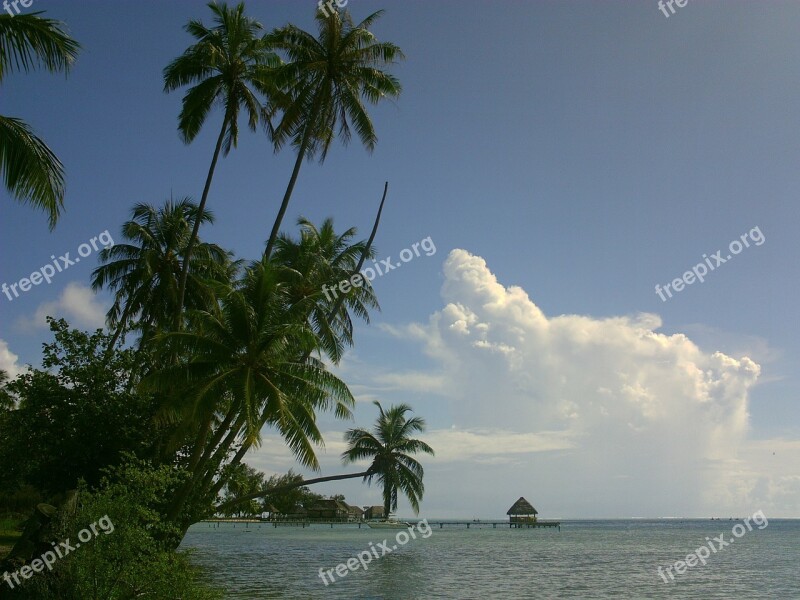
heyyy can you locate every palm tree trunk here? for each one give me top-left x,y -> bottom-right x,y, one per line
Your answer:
263,135 -> 310,260
104,300 -> 133,358
166,410 -> 242,523
384,487 -> 392,521
196,408 -> 239,469
325,182 -> 387,322
196,415 -> 247,495
175,116 -> 229,327
206,436 -> 252,500
214,470 -> 371,515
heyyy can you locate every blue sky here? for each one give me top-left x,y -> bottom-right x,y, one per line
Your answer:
1,0 -> 799,518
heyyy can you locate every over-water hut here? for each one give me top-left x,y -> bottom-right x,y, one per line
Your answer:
507,496 -> 538,525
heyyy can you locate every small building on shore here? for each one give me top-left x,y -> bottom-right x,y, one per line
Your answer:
345,503 -> 364,522
507,496 -> 538,524
363,505 -> 385,520
308,499 -> 350,521
282,505 -> 307,521
261,503 -> 280,521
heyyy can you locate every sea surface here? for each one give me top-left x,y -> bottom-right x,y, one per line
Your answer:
181,519 -> 800,599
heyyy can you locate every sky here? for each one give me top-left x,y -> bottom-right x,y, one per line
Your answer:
1,0 -> 799,519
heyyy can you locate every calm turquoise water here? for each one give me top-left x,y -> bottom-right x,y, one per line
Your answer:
181,519 -> 800,599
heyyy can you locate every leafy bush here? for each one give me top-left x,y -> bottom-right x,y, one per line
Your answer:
3,460 -> 221,600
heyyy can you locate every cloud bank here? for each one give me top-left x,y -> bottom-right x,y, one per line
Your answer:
253,249 -> 798,517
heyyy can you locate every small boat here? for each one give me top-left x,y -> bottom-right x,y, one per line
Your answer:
367,520 -> 411,529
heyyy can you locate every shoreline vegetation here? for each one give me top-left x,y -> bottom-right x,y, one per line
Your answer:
0,517 -> 23,559
0,2 -> 433,598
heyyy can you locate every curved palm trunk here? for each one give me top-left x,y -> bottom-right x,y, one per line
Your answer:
298,183 -> 388,365
263,135 -> 310,260
214,470 -> 371,515
175,116 -> 229,327
165,409 -> 242,523
326,182 -> 387,322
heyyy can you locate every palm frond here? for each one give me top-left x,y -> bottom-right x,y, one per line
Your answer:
0,12 -> 80,82
0,115 -> 64,229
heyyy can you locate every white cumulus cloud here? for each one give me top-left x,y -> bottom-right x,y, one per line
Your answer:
376,249 -> 789,517
17,282 -> 107,331
0,339 -> 22,378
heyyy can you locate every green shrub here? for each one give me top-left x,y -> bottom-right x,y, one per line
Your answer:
2,461 -> 221,600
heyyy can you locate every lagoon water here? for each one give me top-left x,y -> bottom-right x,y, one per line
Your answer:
182,519 -> 800,599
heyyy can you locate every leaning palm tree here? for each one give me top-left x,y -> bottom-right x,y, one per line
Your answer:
262,7 -> 403,258
214,400 -> 434,518
163,1 -> 279,319
90,199 -> 233,351
343,401 -> 434,518
0,12 -> 80,228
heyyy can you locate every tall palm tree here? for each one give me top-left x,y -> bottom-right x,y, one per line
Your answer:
262,7 -> 403,259
143,259 -> 356,527
163,1 -> 279,320
343,401 -> 434,518
90,199 -> 233,351
271,217 -> 379,363
0,12 -> 80,228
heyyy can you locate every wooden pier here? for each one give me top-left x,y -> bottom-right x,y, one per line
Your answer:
201,519 -> 560,531
429,520 -> 560,530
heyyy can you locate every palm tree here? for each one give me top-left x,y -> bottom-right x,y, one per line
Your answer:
343,401 -> 434,518
271,217 -> 379,363
214,400 -> 434,518
262,7 -> 403,259
143,259 -> 356,527
194,219 -> 383,518
163,1 -> 279,320
0,12 -> 80,228
90,199 -> 233,351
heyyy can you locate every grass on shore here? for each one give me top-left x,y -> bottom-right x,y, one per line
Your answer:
0,516 -> 23,559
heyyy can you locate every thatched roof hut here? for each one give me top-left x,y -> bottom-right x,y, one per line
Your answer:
345,503 -> 364,519
308,499 -> 350,520
507,497 -> 538,518
363,505 -> 385,520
